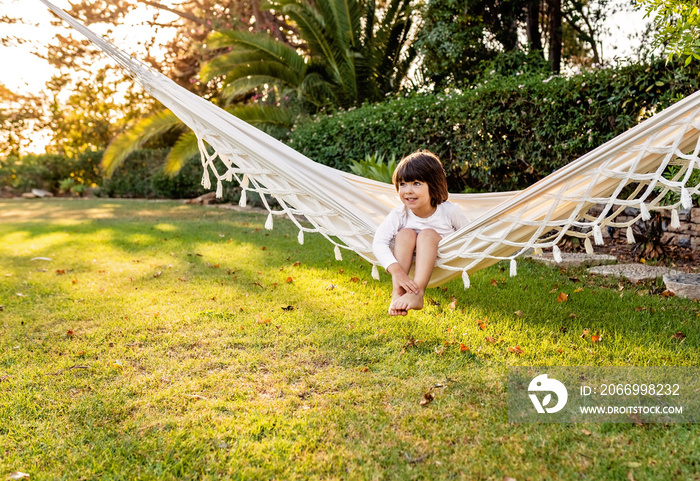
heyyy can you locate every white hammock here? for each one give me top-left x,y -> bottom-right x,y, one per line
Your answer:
39,0 -> 700,287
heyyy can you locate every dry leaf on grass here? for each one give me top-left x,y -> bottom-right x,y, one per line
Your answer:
419,392 -> 434,406
671,331 -> 686,341
508,346 -> 524,355
557,292 -> 568,302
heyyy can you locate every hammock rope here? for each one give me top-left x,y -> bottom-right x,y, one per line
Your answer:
38,0 -> 700,287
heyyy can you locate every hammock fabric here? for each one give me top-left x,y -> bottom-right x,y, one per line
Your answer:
39,0 -> 700,288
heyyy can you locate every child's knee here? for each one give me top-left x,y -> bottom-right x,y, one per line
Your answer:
417,228 -> 441,242
396,228 -> 417,242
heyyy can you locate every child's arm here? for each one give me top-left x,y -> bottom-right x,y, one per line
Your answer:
372,209 -> 402,270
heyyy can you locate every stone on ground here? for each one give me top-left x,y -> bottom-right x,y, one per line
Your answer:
588,264 -> 680,283
527,252 -> 617,268
663,273 -> 700,299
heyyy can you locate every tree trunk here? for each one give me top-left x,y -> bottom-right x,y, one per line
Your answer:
548,0 -> 562,73
526,0 -> 543,53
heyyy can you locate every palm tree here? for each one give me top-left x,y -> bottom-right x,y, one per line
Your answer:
102,0 -> 416,176
200,0 -> 416,110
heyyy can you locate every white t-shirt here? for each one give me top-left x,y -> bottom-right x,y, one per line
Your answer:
372,201 -> 470,269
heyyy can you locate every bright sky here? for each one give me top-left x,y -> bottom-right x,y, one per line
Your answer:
0,0 -> 178,93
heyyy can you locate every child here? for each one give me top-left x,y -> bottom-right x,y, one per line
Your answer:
373,150 -> 470,316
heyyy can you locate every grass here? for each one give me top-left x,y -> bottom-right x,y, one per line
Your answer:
1,198 -> 699,480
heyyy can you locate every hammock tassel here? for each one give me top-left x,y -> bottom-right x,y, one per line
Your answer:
681,187 -> 692,210
334,245 -> 343,261
639,202 -> 651,221
238,174 -> 249,207
462,270 -> 470,289
626,226 -> 635,244
215,179 -> 223,199
201,167 -> 211,190
592,225 -> 604,245
297,230 -> 304,245
552,245 -> 562,263
509,259 -> 517,277
265,213 -> 274,230
371,264 -> 380,281
671,209 -> 681,229
584,237 -> 594,254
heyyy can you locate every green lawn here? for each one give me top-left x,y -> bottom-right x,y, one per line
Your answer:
1,198 -> 698,480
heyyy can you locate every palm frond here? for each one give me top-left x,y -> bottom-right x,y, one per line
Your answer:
200,49 -> 281,83
164,131 -> 200,176
102,110 -> 182,177
207,30 -> 307,73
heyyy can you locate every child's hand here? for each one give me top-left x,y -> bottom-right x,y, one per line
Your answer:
388,264 -> 419,294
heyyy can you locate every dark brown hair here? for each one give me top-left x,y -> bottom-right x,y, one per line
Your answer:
392,150 -> 449,207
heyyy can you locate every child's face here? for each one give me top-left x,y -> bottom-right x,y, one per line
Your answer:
397,179 -> 433,216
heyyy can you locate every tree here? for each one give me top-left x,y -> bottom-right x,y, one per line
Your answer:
417,0 -> 615,85
637,0 -> 700,64
0,84 -> 43,157
102,0 -> 418,176
415,0 -> 528,87
200,0 -> 417,109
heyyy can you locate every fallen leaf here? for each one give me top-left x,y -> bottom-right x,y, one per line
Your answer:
490,279 -> 498,286
360,366 -> 369,372
294,261 -> 301,266
350,277 -> 359,282
485,336 -> 496,343
153,271 -> 162,278
419,392 -> 434,406
581,428 -> 592,436
71,279 -> 78,284
574,287 -> 584,293
580,328 -> 590,339
111,360 -> 123,369
256,315 -> 271,325
591,331 -> 602,343
448,297 -> 457,310
281,305 -> 294,311
514,310 -> 523,317
261,246 -> 266,250
557,292 -> 568,302
459,343 -> 470,351
325,283 -> 337,290
66,330 -> 74,338
56,269 -> 66,275
508,346 -> 524,355
662,290 -> 675,298
286,277 -> 293,283
671,331 -> 686,341
434,347 -> 445,355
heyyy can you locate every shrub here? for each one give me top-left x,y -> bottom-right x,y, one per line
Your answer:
288,58 -> 700,192
100,149 -> 239,202
0,150 -> 103,194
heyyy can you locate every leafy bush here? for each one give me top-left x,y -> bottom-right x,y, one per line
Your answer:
100,149 -> 239,202
0,150 -> 103,194
288,58 -> 700,192
348,153 -> 397,183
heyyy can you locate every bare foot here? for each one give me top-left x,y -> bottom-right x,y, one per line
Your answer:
389,288 -> 408,316
395,291 -> 424,313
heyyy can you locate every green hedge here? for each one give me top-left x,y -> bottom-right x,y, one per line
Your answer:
287,59 -> 700,192
0,150 -> 102,193
100,149 -> 239,201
